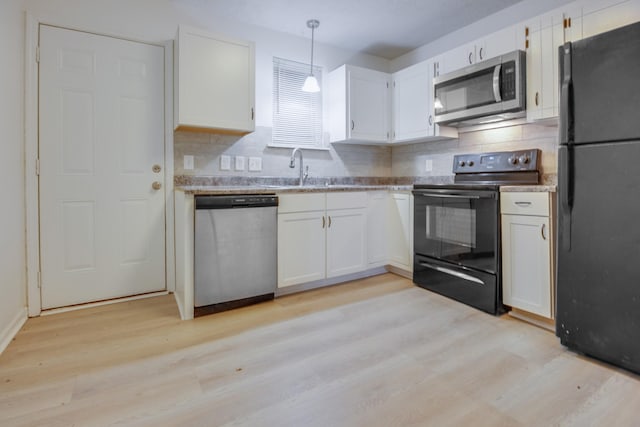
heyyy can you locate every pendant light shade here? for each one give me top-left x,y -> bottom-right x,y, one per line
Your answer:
302,19 -> 320,93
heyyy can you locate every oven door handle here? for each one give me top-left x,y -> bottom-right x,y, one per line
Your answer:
414,193 -> 482,200
418,262 -> 485,285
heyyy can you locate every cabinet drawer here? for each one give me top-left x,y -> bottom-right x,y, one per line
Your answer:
501,192 -> 549,216
278,193 -> 325,214
327,191 -> 367,210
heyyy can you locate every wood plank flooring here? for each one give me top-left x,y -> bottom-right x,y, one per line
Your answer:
1,273 -> 639,426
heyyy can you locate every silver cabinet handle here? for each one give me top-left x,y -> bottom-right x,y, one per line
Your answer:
328,216 -> 332,228
479,47 -> 484,60
468,52 -> 473,64
541,223 -> 547,240
428,115 -> 433,126
251,107 -> 255,120
514,201 -> 532,206
535,92 -> 539,106
322,216 -> 325,228
418,262 -> 485,285
351,120 -> 355,131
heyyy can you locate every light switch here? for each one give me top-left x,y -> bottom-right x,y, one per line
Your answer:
235,156 -> 246,171
183,155 -> 194,170
220,155 -> 231,171
425,159 -> 433,172
248,157 -> 262,172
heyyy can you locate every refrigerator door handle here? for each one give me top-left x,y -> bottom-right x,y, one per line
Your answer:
559,42 -> 574,251
559,43 -> 574,144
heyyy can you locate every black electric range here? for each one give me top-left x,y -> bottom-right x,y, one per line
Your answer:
412,149 -> 541,315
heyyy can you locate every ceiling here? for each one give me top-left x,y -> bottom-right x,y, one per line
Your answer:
172,0 -> 529,59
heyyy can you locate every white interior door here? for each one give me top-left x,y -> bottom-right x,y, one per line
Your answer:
39,25 -> 166,309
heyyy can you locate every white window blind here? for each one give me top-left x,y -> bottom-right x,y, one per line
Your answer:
272,57 -> 323,147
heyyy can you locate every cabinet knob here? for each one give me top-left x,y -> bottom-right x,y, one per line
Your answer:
152,164 -> 162,173
152,181 -> 162,190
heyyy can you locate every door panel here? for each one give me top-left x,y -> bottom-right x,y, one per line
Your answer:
39,25 -> 165,309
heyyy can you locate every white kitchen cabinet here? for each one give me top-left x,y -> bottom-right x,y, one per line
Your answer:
437,25 -> 518,75
501,192 -> 555,319
522,11 -> 566,121
392,60 -> 457,143
174,25 -> 255,134
367,191 -> 388,267
329,65 -> 391,144
581,0 -> 640,38
387,192 -> 413,272
277,192 -> 367,287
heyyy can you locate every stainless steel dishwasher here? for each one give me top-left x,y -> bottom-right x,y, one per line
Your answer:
194,194 -> 278,317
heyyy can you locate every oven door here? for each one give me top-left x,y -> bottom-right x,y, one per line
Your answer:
413,188 -> 498,273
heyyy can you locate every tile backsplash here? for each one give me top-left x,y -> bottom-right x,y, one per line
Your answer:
174,127 -> 392,178
174,122 -> 558,181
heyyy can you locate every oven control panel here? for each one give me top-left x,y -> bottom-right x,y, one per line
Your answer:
453,149 -> 540,174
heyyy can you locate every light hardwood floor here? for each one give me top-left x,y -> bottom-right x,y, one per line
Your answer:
1,273 -> 639,426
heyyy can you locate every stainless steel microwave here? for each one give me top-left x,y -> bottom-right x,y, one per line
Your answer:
434,50 -> 526,127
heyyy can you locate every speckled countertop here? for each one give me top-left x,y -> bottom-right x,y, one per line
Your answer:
175,175 -> 557,195
500,185 -> 557,192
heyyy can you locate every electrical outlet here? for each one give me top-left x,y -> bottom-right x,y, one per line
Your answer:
248,157 -> 262,172
425,159 -> 433,172
235,156 -> 246,171
183,155 -> 194,170
220,155 -> 231,171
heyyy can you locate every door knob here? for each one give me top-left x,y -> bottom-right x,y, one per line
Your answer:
152,181 -> 162,190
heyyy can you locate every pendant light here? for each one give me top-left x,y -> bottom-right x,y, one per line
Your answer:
302,19 -> 321,93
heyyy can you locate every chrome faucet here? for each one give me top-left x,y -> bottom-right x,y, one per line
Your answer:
289,147 -> 308,186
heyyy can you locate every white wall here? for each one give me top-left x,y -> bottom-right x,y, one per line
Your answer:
0,0 -> 27,353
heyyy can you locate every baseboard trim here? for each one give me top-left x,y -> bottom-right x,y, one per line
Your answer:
276,267 -> 388,297
0,307 -> 28,355
385,265 -> 412,279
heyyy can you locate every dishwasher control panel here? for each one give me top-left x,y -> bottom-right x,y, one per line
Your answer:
195,195 -> 278,209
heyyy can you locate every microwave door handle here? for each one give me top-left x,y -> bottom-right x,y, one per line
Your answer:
493,64 -> 502,102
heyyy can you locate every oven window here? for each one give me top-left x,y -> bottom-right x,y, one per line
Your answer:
426,205 -> 476,250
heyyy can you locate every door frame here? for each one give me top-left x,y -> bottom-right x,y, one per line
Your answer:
24,14 -> 176,316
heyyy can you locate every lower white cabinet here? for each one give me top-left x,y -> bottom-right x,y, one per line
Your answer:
277,192 -> 367,288
387,192 -> 413,271
501,192 -> 555,318
366,191 -> 388,267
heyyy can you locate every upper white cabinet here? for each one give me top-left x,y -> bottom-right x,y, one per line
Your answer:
581,0 -> 640,38
329,65 -> 391,144
437,25 -> 518,75
174,25 -> 255,134
391,60 -> 457,143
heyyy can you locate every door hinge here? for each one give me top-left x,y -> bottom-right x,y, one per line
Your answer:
36,158 -> 40,176
36,46 -> 40,63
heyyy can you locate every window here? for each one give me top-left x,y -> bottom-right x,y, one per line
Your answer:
272,57 -> 323,148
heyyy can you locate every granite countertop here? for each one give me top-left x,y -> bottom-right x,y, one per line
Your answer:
177,184 -> 413,195
500,185 -> 557,192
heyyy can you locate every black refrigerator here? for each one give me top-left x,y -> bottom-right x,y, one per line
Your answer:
557,21 -> 640,375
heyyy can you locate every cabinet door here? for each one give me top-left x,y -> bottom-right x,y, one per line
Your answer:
502,214 -> 552,318
387,193 -> 412,271
175,26 -> 255,133
392,61 -> 430,142
525,20 -> 543,121
367,192 -> 388,267
348,67 -> 390,142
482,26 -> 518,61
582,0 -> 640,39
326,208 -> 367,278
277,211 -> 326,287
